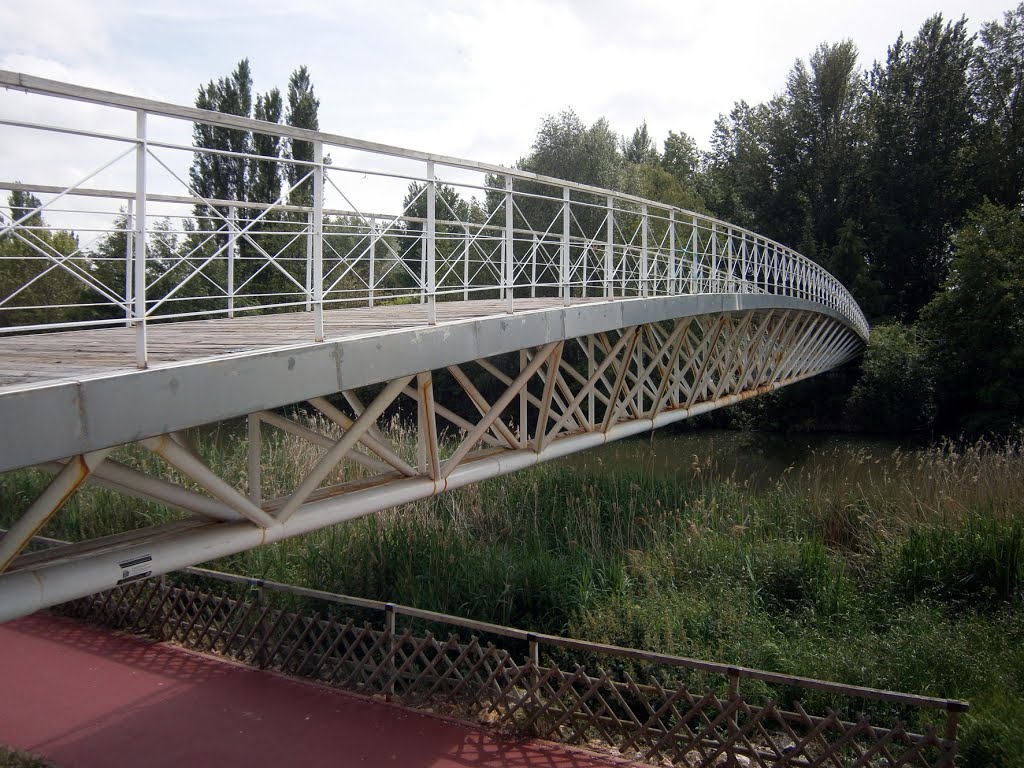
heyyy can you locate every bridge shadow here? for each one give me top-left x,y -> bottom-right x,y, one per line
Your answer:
0,613 -> 633,768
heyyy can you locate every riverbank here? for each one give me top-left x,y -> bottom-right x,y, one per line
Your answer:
2,430 -> 1021,764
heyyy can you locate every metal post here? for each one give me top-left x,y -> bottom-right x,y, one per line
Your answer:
640,204 -> 649,298
711,222 -> 719,293
691,215 -> 699,294
463,225 -> 469,301
561,187 -> 570,306
227,206 -> 236,318
368,216 -> 376,308
668,209 -> 676,295
305,211 -> 313,311
505,175 -> 514,314
605,196 -> 614,298
419,232 -> 426,304
726,226 -> 734,292
312,141 -> 325,341
530,233 -> 537,298
124,198 -> 134,327
134,110 -> 148,369
426,160 -> 437,325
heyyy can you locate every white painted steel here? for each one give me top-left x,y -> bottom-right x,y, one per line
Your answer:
0,72 -> 870,621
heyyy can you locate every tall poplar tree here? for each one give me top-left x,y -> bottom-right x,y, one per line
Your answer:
285,66 -> 320,209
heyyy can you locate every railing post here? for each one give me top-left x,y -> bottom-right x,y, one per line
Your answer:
668,209 -> 676,295
419,232 -> 426,303
605,195 -> 614,298
530,233 -> 537,298
133,110 -> 148,369
368,216 -> 376,308
691,216 -> 699,294
726,226 -> 735,292
561,187 -> 570,306
305,211 -> 313,311
640,204 -> 649,298
312,141 -> 325,341
711,222 -> 719,293
426,160 -> 437,325
227,206 -> 236,318
463,225 -> 470,301
124,198 -> 134,327
505,175 -> 514,314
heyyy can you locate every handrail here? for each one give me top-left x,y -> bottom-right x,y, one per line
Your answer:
0,70 -> 870,357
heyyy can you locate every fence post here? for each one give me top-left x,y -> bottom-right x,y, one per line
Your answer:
385,603 -> 397,701
133,110 -> 148,369
528,632 -> 540,715
727,666 -> 741,764
312,141 -> 325,341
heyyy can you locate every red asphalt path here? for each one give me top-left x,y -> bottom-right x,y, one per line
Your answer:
0,613 -> 640,768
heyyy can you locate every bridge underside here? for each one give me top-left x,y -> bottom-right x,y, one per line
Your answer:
0,295 -> 862,620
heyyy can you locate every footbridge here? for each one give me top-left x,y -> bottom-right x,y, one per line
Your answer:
0,72 -> 868,621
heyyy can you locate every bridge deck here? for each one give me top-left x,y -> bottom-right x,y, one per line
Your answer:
0,298 -> 606,391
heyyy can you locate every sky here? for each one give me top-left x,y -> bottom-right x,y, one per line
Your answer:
1,0 -> 1015,163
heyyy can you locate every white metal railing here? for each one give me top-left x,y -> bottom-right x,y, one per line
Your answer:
0,71 -> 869,368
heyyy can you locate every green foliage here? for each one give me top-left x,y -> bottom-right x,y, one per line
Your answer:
893,519 -> 1024,605
919,202 -> 1024,435
845,324 -> 935,432
864,15 -> 977,320
972,4 -> 1024,208
0,191 -> 91,328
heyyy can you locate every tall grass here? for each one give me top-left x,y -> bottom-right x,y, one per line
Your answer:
2,428 -> 1022,763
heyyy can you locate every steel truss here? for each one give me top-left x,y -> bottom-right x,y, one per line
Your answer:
0,308 -> 859,620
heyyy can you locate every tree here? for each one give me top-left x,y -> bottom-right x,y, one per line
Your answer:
845,324 -> 936,432
622,122 -> 659,165
0,191 -> 90,327
251,88 -> 284,205
864,15 -> 977,320
662,131 -> 700,185
918,202 -> 1024,434
785,41 -> 868,263
190,59 -> 254,207
285,66 -> 320,209
971,3 -> 1024,208
396,181 -> 473,289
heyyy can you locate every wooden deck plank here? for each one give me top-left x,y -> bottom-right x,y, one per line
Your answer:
0,298 -> 606,391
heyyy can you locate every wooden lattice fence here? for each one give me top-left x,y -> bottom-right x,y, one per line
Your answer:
53,570 -> 967,768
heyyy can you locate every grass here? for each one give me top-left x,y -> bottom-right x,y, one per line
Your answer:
2,426 -> 1023,764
